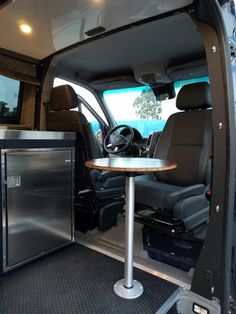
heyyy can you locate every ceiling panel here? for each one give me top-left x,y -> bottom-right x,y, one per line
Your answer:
56,13 -> 205,82
0,0 -> 193,59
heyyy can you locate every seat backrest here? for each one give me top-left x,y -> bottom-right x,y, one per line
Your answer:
153,82 -> 212,186
46,84 -> 103,159
46,84 -> 103,187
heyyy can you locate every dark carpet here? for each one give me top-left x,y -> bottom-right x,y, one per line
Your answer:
0,244 -> 177,314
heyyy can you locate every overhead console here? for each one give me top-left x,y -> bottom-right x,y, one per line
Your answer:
134,62 -> 171,86
133,59 -> 208,87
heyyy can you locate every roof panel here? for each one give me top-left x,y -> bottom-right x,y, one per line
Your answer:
0,0 -> 193,59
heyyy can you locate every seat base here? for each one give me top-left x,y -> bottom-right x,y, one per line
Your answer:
142,226 -> 203,271
135,202 -> 209,239
135,203 -> 187,236
75,192 -> 125,233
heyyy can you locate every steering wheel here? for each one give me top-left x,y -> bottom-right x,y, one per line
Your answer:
104,125 -> 134,154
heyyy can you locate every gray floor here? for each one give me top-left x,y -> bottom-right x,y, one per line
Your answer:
76,216 -> 192,288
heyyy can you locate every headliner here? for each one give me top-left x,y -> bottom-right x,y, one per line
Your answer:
0,0 -> 193,60
55,13 -> 206,87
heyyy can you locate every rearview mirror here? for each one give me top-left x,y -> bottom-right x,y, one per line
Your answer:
152,83 -> 176,101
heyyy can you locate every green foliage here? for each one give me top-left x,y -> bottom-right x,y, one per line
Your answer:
133,89 -> 161,119
0,101 -> 17,117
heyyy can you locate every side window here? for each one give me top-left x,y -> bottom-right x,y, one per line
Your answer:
0,75 -> 22,124
80,104 -> 104,145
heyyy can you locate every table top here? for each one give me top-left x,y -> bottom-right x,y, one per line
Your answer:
86,157 -> 177,172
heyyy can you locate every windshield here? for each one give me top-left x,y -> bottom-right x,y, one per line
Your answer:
103,77 -> 209,138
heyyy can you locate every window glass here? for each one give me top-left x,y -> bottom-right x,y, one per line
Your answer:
81,104 -> 101,138
53,78 -> 108,124
0,75 -> 21,124
53,77 -> 105,144
103,76 -> 209,138
103,86 -> 164,138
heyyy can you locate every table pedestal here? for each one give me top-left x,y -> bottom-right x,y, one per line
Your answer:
86,158 -> 176,299
113,175 -> 143,299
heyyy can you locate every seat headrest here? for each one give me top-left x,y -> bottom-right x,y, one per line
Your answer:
176,82 -> 211,110
49,85 -> 78,111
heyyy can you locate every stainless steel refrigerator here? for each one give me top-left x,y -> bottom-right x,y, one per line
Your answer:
1,148 -> 74,271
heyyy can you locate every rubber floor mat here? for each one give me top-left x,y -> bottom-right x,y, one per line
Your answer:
0,244 -> 178,314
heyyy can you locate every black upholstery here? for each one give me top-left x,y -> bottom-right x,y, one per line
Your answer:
135,82 -> 212,232
135,175 -> 206,210
47,84 -> 124,193
153,109 -> 212,186
46,85 -> 125,231
47,85 -> 103,161
176,82 -> 211,110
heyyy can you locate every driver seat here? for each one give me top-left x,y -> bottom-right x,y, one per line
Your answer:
46,84 -> 125,232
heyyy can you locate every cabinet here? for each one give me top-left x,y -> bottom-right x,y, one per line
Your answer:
1,147 -> 74,271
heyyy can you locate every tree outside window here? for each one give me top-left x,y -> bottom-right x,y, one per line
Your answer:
133,89 -> 161,120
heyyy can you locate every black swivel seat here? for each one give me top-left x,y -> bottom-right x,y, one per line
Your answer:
135,82 -> 212,270
46,84 -> 125,232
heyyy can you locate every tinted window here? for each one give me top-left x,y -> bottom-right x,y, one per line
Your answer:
0,75 -> 21,124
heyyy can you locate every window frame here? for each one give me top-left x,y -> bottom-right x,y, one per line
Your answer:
77,93 -> 108,131
77,93 -> 109,146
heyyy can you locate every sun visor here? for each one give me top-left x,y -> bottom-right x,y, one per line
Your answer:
167,60 -> 208,81
89,75 -> 141,90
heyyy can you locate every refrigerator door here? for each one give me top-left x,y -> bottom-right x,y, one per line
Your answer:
2,149 -> 73,269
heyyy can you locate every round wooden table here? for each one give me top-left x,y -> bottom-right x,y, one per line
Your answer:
86,157 -> 177,299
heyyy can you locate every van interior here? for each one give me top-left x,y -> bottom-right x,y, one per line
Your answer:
0,0 -> 236,313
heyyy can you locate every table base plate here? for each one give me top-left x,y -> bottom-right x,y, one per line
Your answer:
114,279 -> 143,299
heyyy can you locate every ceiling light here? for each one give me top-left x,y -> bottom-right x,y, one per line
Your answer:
19,24 -> 32,34
92,0 -> 103,4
